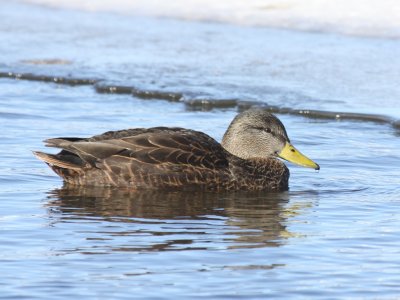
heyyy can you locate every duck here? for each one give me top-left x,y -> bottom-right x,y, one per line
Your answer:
34,109 -> 319,191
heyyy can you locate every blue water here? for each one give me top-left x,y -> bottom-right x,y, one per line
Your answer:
1,2 -> 400,299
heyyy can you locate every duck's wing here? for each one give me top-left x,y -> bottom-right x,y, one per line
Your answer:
88,127 -> 174,142
35,128 -> 231,188
100,128 -> 229,169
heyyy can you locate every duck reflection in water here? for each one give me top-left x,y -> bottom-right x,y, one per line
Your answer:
46,186 -> 316,252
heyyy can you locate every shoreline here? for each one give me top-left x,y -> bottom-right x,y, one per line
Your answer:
2,71 -> 399,131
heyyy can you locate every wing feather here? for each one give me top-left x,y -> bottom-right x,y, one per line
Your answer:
38,127 -> 232,188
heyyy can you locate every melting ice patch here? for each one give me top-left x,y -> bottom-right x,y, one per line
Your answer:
23,0 -> 400,38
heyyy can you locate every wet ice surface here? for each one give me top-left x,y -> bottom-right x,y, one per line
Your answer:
1,2 -> 400,299
2,2 -> 400,117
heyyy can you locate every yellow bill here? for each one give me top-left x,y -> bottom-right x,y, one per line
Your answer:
278,142 -> 320,170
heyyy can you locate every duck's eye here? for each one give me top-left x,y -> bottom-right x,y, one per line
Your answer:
252,127 -> 273,135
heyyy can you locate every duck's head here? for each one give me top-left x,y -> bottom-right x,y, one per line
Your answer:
221,109 -> 320,170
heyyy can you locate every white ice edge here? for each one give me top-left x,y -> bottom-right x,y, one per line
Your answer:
22,0 -> 400,38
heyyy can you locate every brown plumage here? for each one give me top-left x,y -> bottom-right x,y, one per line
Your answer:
34,109 -> 319,191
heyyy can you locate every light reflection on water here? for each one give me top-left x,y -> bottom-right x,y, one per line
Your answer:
1,76 -> 400,298
45,187 -> 299,252
2,1 -> 400,298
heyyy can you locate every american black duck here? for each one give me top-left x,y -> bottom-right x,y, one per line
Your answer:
34,109 -> 319,191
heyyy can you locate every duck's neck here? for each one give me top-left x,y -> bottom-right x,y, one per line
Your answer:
228,156 -> 290,191
221,129 -> 254,159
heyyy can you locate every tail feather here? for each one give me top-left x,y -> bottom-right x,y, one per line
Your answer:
33,151 -> 82,170
44,137 -> 83,148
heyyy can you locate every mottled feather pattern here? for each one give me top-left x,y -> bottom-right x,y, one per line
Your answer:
35,114 -> 293,191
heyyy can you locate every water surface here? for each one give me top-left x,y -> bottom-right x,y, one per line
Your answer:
1,2 -> 400,299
